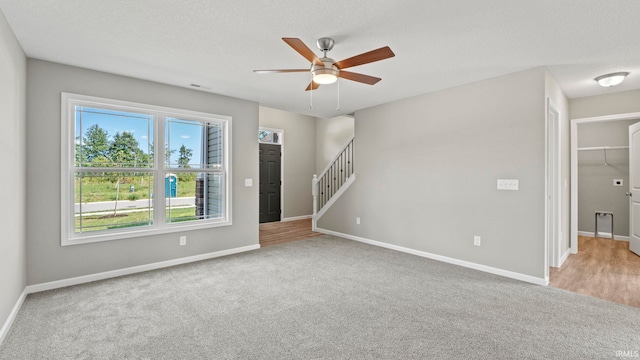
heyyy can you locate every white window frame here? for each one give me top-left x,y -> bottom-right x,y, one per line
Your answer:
61,93 -> 232,246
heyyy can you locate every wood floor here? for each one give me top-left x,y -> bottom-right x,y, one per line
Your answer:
549,236 -> 640,308
259,218 -> 323,247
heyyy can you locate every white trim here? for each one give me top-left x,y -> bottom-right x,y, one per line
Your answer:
571,120 -> 578,254
314,173 -> 356,221
571,112 -> 640,254
595,231 -> 613,238
315,227 -> 548,286
282,215 -> 312,222
578,146 -> 628,151
545,98 -> 562,272
577,231 -> 629,241
545,97 -> 549,272
572,112 -> 640,124
25,244 -> 259,294
0,289 -> 27,346
559,249 -> 571,267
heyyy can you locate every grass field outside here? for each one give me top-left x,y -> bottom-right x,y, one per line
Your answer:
75,175 -> 211,233
76,206 -> 200,233
76,175 -> 196,203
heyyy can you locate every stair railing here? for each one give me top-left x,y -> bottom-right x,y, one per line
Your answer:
312,137 -> 354,220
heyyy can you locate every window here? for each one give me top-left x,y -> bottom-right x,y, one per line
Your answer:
258,129 -> 282,144
62,93 -> 231,245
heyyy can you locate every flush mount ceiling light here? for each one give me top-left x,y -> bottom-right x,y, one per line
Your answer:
594,72 -> 629,87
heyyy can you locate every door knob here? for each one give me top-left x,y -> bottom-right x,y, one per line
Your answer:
626,192 -> 632,197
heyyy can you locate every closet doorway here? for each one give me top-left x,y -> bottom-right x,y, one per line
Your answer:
570,113 -> 640,253
552,112 -> 640,308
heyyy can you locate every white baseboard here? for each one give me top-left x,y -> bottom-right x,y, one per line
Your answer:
559,249 -> 571,267
0,289 -> 27,346
25,244 -> 260,294
315,227 -> 548,286
577,231 -> 629,241
281,215 -> 312,222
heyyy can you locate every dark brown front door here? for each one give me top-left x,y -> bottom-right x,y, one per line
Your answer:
259,143 -> 281,223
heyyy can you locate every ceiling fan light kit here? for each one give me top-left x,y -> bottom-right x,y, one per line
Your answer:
594,72 -> 629,87
254,37 -> 395,91
311,65 -> 339,84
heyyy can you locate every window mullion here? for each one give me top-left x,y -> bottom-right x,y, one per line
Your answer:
155,113 -> 165,227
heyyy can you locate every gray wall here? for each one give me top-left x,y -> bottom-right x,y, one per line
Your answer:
318,67 -> 547,279
577,120 -> 639,236
259,106 -> 316,218
315,115 -> 354,175
570,89 -> 640,119
0,10 -> 27,336
26,60 -> 259,285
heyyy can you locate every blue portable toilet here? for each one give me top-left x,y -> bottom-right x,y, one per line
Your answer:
165,173 -> 177,197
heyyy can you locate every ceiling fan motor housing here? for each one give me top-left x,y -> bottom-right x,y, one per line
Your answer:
317,37 -> 335,52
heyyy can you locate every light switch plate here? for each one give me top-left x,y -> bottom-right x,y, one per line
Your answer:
244,178 -> 253,187
497,179 -> 519,190
613,179 -> 623,187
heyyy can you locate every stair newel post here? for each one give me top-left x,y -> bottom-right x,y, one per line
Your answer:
312,174 -> 318,214
312,174 -> 318,230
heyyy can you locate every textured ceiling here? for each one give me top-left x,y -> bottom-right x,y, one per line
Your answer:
1,0 -> 639,118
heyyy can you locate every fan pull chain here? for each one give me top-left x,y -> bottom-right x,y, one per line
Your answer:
336,78 -> 340,111
309,71 -> 314,109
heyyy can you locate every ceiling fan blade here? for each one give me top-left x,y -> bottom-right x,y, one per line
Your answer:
253,69 -> 309,74
335,46 -> 395,70
305,81 -> 320,91
339,71 -> 381,85
282,38 -> 324,66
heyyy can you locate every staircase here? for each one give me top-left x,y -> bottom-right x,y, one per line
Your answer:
312,137 -> 355,229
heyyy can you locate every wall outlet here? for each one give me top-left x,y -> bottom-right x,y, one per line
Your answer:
474,235 -> 481,246
180,236 -> 186,246
356,217 -> 360,225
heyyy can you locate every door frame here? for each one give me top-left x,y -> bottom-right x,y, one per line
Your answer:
546,99 -> 561,271
629,122 -> 640,255
570,111 -> 640,254
259,127 -> 284,221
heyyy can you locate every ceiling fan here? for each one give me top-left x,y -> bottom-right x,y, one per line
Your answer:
254,37 -> 395,91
